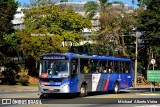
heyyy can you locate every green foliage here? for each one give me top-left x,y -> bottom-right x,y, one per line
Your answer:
84,1 -> 137,57
99,6 -> 136,56
137,0 -> 160,72
0,0 -> 19,65
0,66 -> 18,85
137,0 -> 147,7
0,0 -> 18,37
138,0 -> 160,44
0,33 -> 20,67
70,43 -> 117,56
2,33 -> 20,57
84,1 -> 98,19
17,3 -> 91,60
18,71 -> 29,86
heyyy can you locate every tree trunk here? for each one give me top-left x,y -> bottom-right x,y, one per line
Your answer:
121,35 -> 129,56
115,34 -> 120,51
147,47 -> 151,70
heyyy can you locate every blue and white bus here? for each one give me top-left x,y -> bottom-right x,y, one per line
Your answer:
38,52 -> 133,97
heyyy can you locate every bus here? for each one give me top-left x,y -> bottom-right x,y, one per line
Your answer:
38,52 -> 133,97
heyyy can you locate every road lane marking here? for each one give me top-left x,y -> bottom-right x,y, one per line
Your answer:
134,104 -> 160,107
137,94 -> 160,96
25,104 -> 48,107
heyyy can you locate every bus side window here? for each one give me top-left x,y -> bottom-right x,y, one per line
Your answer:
114,61 -> 118,73
91,60 -> 98,73
104,61 -> 108,73
80,59 -> 84,73
98,61 -> 103,73
95,60 -> 100,73
71,59 -> 78,75
90,60 -> 95,73
71,64 -> 77,75
108,61 -> 113,73
80,65 -> 84,73
118,61 -> 121,73
80,59 -> 90,74
90,60 -> 101,73
112,61 -> 115,73
100,61 -> 107,73
122,62 -> 126,73
125,62 -> 130,73
99,61 -> 105,73
84,66 -> 89,73
80,61 -> 83,74
121,62 -> 125,73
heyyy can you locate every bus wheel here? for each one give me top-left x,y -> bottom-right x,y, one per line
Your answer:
113,83 -> 119,94
39,93 -> 48,99
80,85 -> 87,97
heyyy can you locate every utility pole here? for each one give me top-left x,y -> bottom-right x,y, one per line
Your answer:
134,31 -> 138,87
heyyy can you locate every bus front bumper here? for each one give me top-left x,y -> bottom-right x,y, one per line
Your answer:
39,85 -> 70,93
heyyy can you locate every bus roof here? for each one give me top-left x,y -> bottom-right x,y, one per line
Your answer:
40,52 -> 132,62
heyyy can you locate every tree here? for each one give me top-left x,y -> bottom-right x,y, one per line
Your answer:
2,33 -> 20,57
138,0 -> 160,44
84,1 -> 136,56
0,0 -> 18,37
17,2 -> 91,60
0,0 -> 18,65
84,1 -> 99,19
137,0 -> 160,72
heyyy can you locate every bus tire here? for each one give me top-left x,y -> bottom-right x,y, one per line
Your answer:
80,85 -> 87,97
39,93 -> 47,99
113,82 -> 119,94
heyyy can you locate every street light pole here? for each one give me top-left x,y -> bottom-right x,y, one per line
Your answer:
134,31 -> 138,87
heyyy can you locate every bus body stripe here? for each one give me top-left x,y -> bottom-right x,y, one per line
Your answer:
104,75 -> 110,91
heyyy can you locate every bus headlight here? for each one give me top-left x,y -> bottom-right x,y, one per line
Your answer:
40,82 -> 49,86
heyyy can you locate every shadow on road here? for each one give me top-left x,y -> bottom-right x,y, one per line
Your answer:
39,93 -> 79,99
129,87 -> 160,91
39,87 -> 160,99
39,90 -> 130,99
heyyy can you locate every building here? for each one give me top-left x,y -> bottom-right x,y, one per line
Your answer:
12,8 -> 25,30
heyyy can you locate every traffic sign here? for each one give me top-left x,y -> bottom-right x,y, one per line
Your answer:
147,70 -> 160,81
150,59 -> 156,65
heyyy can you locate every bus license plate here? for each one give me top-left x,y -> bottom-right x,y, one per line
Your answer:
48,88 -> 54,91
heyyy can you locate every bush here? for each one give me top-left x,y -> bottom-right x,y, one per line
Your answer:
18,71 -> 29,86
0,73 -> 5,84
0,70 -> 17,85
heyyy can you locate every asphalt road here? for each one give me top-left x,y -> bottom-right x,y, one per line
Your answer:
0,88 -> 160,107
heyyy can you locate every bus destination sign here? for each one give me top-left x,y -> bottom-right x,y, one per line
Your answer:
42,56 -> 66,60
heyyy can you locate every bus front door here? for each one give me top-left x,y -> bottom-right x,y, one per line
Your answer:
70,61 -> 78,93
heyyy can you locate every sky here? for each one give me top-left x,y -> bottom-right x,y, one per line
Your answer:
16,0 -> 138,8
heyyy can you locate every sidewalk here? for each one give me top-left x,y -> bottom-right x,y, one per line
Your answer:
0,85 -> 38,92
132,84 -> 160,88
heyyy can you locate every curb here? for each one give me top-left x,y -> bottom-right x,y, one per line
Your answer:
0,86 -> 38,92
0,90 -> 38,92
137,93 -> 160,96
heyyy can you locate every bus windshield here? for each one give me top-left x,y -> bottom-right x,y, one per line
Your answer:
39,60 -> 69,77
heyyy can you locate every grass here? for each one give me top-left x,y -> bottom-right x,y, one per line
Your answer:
28,83 -> 38,86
